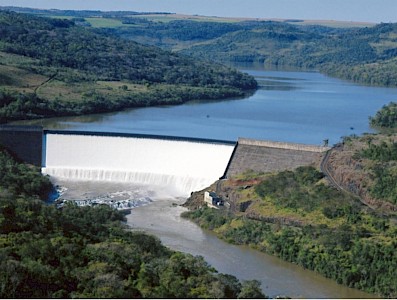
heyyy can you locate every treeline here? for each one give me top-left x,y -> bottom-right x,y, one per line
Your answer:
360,140 -> 397,161
0,149 -> 53,199
0,84 -> 248,123
370,102 -> 397,128
178,22 -> 397,87
322,59 -> 397,87
183,166 -> 397,297
360,103 -> 397,205
186,207 -> 396,297
357,139 -> 397,205
0,148 -> 266,298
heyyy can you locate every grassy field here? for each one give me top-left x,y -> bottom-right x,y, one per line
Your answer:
0,52 -> 49,94
0,51 -> 148,103
130,13 -> 375,27
38,11 -> 376,28
36,79 -> 149,103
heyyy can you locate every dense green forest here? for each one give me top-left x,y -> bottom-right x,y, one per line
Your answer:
370,102 -> 397,128
177,22 -> 397,87
87,13 -> 397,87
0,148 -> 266,298
0,10 -> 256,122
183,166 -> 397,297
356,139 -> 397,205
0,148 -> 53,199
360,103 -> 397,205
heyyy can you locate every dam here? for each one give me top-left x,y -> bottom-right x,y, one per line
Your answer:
0,125 -> 329,198
42,131 -> 236,197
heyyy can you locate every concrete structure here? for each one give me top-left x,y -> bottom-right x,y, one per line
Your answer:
223,137 -> 330,178
0,125 -> 43,166
204,191 -> 223,208
0,126 -> 330,191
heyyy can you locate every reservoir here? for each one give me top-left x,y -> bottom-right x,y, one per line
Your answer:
20,68 -> 397,145
18,68 -> 395,298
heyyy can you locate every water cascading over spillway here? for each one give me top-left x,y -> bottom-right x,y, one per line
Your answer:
42,132 -> 235,197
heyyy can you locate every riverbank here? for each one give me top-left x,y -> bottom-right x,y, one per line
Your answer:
126,196 -> 374,299
182,161 -> 396,298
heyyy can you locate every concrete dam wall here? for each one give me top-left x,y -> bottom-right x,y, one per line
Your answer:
0,125 -> 43,166
42,131 -> 235,197
224,138 -> 330,178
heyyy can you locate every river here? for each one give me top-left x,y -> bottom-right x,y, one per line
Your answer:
127,197 -> 375,299
54,179 -> 374,298
17,67 -> 396,298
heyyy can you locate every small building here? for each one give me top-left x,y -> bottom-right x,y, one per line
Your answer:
204,191 -> 224,208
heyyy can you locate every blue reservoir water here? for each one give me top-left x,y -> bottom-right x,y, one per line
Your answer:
23,68 -> 397,146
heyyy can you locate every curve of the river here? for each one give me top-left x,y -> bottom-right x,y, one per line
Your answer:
126,197 -> 375,299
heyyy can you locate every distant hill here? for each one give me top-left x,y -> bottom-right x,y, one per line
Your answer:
2,7 -> 396,88
0,10 -> 256,122
117,20 -> 397,87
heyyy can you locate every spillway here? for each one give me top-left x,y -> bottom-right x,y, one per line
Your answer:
42,132 -> 235,197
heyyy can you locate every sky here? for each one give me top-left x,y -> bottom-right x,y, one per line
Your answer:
0,0 -> 396,23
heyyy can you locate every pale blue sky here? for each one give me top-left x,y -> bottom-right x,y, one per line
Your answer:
0,0 -> 396,23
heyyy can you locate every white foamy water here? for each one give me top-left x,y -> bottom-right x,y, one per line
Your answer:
51,179 -> 161,210
42,133 -> 235,197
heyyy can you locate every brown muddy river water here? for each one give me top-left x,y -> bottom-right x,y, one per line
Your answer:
125,196 -> 375,299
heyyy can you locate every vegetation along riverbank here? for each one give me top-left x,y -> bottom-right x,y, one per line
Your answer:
183,104 -> 397,298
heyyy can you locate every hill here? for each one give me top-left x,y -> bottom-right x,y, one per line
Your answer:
2,7 -> 396,88
64,10 -> 395,88
0,11 -> 256,122
183,104 -> 397,297
184,150 -> 397,297
176,22 -> 397,87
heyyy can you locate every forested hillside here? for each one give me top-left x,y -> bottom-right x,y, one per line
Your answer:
88,13 -> 397,87
178,22 -> 397,87
3,7 -> 397,89
0,11 -> 256,122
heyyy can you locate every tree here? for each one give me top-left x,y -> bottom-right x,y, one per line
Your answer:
238,280 -> 266,299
